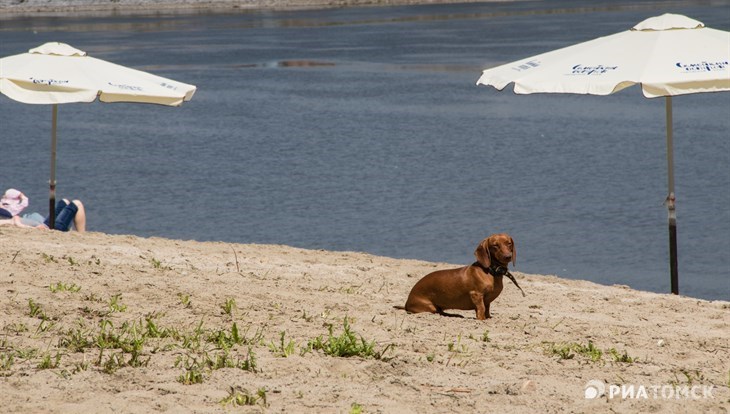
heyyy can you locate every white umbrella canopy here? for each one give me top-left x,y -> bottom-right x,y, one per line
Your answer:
0,42 -> 197,228
476,13 -> 730,295
0,42 -> 196,105
477,14 -> 730,97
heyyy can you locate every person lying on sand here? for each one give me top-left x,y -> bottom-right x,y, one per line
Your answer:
0,188 -> 86,232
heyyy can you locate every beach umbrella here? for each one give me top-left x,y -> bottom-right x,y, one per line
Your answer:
476,13 -> 730,295
0,42 -> 196,228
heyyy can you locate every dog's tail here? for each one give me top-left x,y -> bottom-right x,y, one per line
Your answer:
393,305 -> 406,310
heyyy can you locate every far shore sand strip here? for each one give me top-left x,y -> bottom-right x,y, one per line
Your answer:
0,0 -> 504,15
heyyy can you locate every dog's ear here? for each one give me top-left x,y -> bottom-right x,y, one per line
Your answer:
510,236 -> 516,267
474,239 -> 491,268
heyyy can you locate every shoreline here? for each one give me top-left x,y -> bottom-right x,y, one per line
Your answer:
1,227 -> 728,412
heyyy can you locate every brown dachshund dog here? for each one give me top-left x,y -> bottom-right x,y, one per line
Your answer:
395,234 -> 520,320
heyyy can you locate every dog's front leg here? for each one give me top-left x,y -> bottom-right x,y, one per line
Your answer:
470,292 -> 486,320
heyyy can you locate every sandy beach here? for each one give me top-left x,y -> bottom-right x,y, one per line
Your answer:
0,227 -> 727,413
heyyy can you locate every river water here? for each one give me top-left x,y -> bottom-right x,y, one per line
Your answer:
1,0 -> 728,300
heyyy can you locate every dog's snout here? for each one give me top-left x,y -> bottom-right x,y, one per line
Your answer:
492,245 -> 512,264
499,252 -> 512,264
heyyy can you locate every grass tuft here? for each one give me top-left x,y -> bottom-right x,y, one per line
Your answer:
608,348 -> 636,363
269,331 -> 297,357
546,341 -> 636,364
220,386 -> 267,408
306,318 -> 393,360
49,282 -> 81,293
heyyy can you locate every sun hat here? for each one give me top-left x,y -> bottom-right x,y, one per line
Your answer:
1,188 -> 29,216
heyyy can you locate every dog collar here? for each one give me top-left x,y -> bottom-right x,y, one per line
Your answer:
473,262 -> 526,297
471,262 -> 507,276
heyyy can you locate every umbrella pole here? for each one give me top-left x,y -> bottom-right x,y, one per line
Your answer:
49,104 -> 58,230
665,96 -> 678,295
